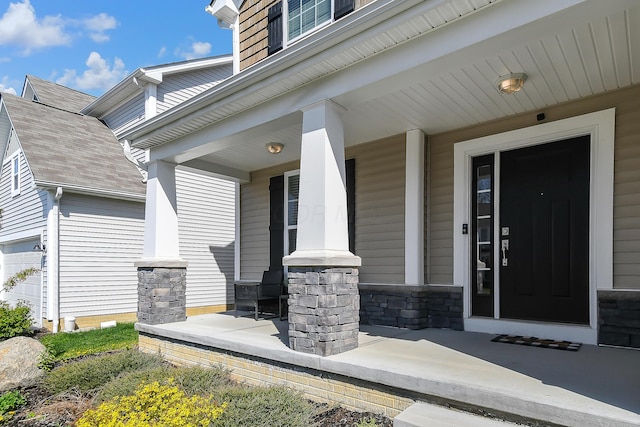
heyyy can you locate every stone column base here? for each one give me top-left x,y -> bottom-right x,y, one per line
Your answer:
288,267 -> 359,356
137,262 -> 187,325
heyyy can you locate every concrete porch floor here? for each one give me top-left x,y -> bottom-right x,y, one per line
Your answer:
136,313 -> 640,426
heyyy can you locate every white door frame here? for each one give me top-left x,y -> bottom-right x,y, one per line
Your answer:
453,108 -> 615,344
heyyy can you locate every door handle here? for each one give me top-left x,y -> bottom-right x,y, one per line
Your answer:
501,239 -> 509,266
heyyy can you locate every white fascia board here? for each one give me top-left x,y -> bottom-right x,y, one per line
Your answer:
205,0 -> 241,27
35,181 -> 145,202
0,228 -> 43,244
81,56 -> 233,116
179,159 -> 250,183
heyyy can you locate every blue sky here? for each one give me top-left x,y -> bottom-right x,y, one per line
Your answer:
0,0 -> 233,97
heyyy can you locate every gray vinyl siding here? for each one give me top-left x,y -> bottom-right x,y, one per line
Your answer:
1,238 -> 43,325
102,93 -> 145,135
427,83 -> 640,290
176,168 -> 236,306
240,161 -> 298,281
240,136 -> 406,284
346,135 -> 405,284
58,193 -> 144,318
0,150 -> 47,238
157,66 -> 233,115
0,103 -> 11,157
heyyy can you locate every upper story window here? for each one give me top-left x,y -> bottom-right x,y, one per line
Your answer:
268,0 -> 355,55
287,0 -> 331,40
10,154 -> 20,197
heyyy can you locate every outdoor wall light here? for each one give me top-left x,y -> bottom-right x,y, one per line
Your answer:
496,73 -> 528,94
33,243 -> 46,253
266,142 -> 284,154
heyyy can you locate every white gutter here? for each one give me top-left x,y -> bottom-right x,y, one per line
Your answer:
46,187 -> 62,333
35,180 -> 145,202
81,56 -> 234,117
123,140 -> 148,183
122,0 -> 420,146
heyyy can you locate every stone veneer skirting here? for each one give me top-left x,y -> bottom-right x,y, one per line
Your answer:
288,267 -> 360,356
359,284 -> 463,330
598,290 -> 640,348
137,266 -> 187,325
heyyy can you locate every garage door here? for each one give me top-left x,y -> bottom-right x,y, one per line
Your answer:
2,239 -> 43,326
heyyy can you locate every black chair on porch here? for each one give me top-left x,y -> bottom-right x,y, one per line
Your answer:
234,270 -> 286,320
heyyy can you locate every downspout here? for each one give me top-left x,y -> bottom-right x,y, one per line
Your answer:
123,139 -> 148,182
46,187 -> 62,333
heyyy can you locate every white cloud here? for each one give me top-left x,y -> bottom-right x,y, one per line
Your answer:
56,52 -> 127,93
83,12 -> 117,43
157,46 -> 167,58
0,76 -> 18,95
0,0 -> 70,54
0,1 -> 118,53
176,41 -> 212,60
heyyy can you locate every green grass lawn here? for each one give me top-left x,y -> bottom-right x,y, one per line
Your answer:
39,322 -> 138,361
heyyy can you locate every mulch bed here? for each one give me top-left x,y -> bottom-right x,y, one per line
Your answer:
7,388 -> 393,426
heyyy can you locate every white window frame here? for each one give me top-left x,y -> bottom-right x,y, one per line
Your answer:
284,169 -> 300,256
284,0 -> 334,47
10,152 -> 20,197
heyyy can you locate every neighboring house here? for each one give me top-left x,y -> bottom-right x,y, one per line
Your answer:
124,0 -> 640,350
0,55 -> 237,331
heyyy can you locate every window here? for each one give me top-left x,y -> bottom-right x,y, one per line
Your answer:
287,0 -> 331,40
268,0 -> 355,55
10,154 -> 20,197
284,170 -> 300,255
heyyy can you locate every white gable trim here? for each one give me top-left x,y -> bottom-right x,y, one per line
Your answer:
453,108 -> 615,344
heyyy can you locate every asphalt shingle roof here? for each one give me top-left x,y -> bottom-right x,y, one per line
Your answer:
2,93 -> 145,197
25,75 -> 96,113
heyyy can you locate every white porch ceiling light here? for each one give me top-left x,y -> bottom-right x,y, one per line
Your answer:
266,142 -> 284,154
496,73 -> 528,94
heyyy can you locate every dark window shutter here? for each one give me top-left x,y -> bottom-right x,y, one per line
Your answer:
334,0 -> 355,20
267,2 -> 283,56
269,175 -> 285,270
346,158 -> 356,254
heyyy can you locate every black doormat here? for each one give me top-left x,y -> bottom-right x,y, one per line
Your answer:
491,334 -> 581,351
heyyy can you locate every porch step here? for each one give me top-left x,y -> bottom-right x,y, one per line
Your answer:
394,402 -> 522,427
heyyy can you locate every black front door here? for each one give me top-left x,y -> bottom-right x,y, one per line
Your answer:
499,136 -> 590,324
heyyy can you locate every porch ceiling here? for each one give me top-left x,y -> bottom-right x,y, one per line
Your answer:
127,0 -> 640,175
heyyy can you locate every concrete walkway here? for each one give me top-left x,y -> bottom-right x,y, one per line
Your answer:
136,313 -> 640,426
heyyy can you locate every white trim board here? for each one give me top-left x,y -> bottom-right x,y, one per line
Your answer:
453,108 -> 615,345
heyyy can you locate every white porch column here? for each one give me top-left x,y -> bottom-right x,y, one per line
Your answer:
136,159 -> 187,325
284,99 -> 360,267
140,160 -> 182,261
284,99 -> 360,356
142,160 -> 180,260
405,130 -> 425,285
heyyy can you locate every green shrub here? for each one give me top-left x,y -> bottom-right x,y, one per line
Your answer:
97,364 -> 233,403
42,349 -> 164,395
214,385 -> 316,427
76,380 -> 226,427
0,300 -> 33,340
0,390 -> 27,424
357,417 -> 381,427
0,390 -> 26,413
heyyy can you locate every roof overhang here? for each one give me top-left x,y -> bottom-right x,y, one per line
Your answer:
35,180 -> 145,202
121,0 -> 640,175
81,55 -> 233,117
